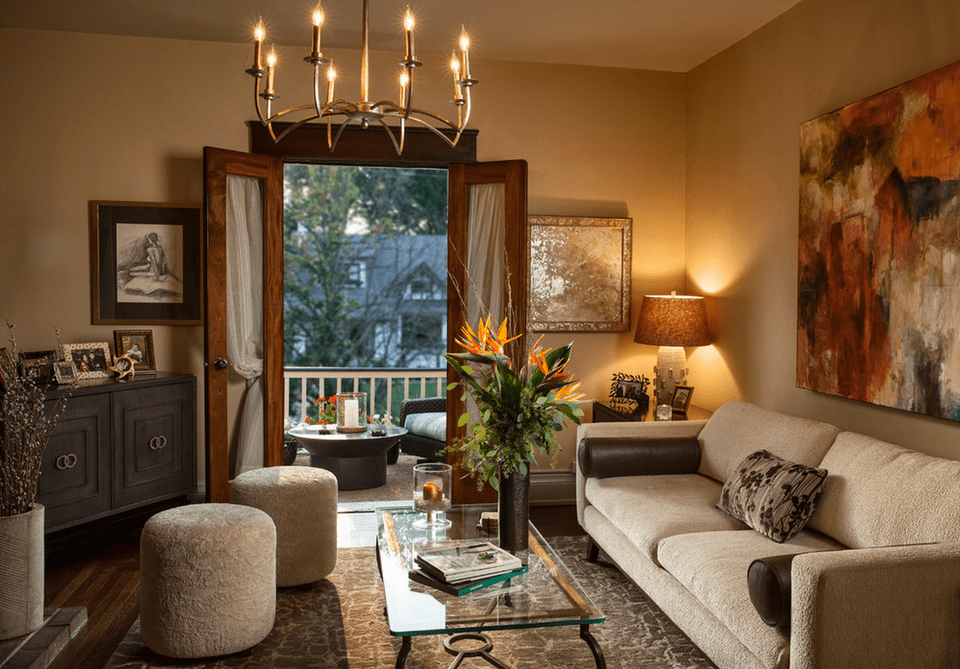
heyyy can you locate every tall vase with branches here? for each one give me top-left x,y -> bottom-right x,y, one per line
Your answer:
443,316 -> 583,551
0,324 -> 70,640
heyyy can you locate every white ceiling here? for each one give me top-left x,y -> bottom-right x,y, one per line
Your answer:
0,0 -> 803,72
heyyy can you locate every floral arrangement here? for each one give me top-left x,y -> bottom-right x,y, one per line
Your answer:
0,324 -> 70,517
305,395 -> 339,425
443,316 -> 583,490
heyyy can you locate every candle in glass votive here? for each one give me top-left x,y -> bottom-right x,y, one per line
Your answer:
423,481 -> 442,501
344,399 -> 359,427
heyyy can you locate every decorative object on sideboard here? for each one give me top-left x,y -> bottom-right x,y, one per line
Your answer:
108,353 -> 138,381
90,201 -> 203,325
114,329 -> 157,376
633,292 -> 711,406
19,350 -> 57,385
0,323 -> 71,640
62,341 -> 113,380
798,58 -> 960,424
528,216 -> 632,332
608,372 -> 650,416
246,0 -> 477,155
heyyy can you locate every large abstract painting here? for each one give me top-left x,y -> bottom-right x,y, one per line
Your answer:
798,60 -> 960,422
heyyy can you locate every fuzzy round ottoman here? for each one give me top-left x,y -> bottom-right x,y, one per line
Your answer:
139,503 -> 276,658
231,466 -> 338,587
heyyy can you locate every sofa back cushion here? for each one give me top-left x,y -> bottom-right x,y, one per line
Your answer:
807,431 -> 960,547
696,402 -> 839,484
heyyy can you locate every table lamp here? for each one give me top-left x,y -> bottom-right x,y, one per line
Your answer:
633,292 -> 711,407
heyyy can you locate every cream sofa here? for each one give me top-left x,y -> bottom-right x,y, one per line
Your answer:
576,401 -> 960,669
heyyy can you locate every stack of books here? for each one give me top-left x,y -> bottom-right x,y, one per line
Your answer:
410,541 -> 528,596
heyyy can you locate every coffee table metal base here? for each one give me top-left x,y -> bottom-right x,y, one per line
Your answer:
394,626 -> 606,669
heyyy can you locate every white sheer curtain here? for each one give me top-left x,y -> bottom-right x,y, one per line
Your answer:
466,183 -> 506,325
226,175 -> 264,477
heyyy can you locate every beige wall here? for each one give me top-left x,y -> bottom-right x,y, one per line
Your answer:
685,0 -> 960,458
0,28 -> 688,477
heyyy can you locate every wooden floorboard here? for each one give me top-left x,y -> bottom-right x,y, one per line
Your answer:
42,503 -> 583,669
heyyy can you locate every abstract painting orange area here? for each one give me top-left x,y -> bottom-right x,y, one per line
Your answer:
798,59 -> 960,422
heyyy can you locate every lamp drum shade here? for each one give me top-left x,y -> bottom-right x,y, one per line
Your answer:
634,295 -> 711,347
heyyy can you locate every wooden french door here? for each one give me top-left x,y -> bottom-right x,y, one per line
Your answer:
202,147 -> 285,503
447,160 -> 529,505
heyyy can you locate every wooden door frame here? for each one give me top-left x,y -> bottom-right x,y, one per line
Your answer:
203,147 -> 284,503
447,160 -> 529,505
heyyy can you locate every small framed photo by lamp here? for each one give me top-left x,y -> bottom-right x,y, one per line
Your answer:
634,293 -> 711,407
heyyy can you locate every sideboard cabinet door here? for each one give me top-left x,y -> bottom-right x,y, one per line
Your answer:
113,379 -> 196,508
38,393 -> 111,528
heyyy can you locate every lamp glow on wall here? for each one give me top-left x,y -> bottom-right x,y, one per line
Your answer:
634,292 -> 711,406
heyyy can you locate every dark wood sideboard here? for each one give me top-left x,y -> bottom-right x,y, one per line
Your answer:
38,372 -> 196,533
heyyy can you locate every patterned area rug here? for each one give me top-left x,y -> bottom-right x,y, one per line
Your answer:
106,536 -> 716,669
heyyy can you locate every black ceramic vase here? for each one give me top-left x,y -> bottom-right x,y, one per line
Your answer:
498,468 -> 530,553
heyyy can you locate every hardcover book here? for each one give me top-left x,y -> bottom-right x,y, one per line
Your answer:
414,541 -> 522,584
408,564 -> 529,596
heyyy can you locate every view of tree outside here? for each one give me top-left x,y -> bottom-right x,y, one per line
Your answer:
283,165 -> 448,417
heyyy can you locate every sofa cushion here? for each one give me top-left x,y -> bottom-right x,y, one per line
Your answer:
808,431 -> 960,547
584,474 -> 747,566
696,402 -> 839,484
403,412 -> 446,442
717,450 -> 828,543
657,529 -> 844,669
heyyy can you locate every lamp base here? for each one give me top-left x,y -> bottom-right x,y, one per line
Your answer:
654,346 -> 687,406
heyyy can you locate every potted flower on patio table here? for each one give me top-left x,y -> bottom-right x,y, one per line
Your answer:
444,316 -> 583,551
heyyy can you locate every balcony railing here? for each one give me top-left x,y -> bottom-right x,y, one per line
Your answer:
284,367 -> 447,425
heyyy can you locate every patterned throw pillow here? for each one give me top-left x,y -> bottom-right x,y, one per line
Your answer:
716,450 -> 827,543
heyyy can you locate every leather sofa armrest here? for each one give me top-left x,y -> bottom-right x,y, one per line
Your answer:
577,435 -> 700,479
748,553 -> 798,629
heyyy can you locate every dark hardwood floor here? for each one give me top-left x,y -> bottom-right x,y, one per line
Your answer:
43,503 -> 584,669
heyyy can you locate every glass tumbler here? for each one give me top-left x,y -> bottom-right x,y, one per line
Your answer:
655,404 -> 673,421
413,463 -> 452,528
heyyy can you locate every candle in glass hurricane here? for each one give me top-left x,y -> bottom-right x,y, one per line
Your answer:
413,463 -> 452,528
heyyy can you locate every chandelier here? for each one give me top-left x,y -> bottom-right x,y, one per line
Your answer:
245,0 -> 477,155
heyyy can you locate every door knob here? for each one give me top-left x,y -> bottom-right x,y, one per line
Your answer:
213,357 -> 229,370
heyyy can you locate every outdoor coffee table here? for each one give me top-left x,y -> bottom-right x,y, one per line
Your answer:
287,425 -> 406,490
376,505 -> 606,669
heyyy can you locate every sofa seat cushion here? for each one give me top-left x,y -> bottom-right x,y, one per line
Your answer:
696,402 -> 839,484
403,412 -> 446,442
808,431 -> 960,547
657,529 -> 844,668
585,473 -> 747,566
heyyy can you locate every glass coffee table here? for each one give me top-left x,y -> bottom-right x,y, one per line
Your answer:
376,505 -> 606,669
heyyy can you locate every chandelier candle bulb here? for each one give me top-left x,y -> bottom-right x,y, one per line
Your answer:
400,71 -> 409,109
326,66 -> 335,104
312,7 -> 323,58
252,20 -> 264,71
265,48 -> 277,95
451,54 -> 462,100
459,29 -> 471,79
404,9 -> 415,62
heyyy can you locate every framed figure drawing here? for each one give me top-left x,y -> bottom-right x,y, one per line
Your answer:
90,201 -> 203,325
528,216 -> 631,332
